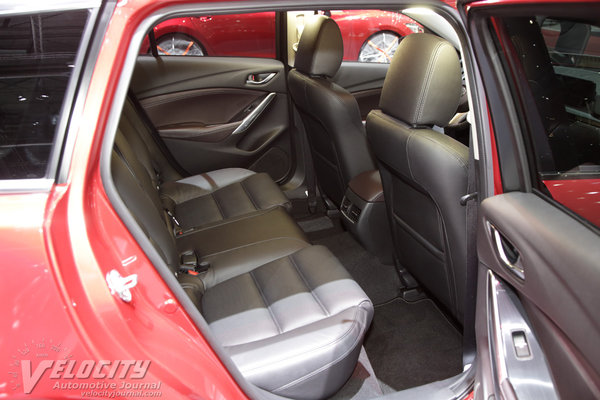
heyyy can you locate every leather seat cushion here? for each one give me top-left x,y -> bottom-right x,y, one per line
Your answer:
202,245 -> 373,399
160,169 -> 292,229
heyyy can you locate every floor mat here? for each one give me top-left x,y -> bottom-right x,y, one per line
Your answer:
364,298 -> 463,392
314,232 -> 400,305
298,215 -> 335,233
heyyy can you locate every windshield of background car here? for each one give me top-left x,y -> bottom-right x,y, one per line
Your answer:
0,10 -> 91,180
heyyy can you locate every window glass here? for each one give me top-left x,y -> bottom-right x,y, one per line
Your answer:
0,10 -> 89,179
495,16 -> 600,227
145,12 -> 276,58
287,10 -> 423,65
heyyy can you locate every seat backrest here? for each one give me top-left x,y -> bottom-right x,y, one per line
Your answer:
366,33 -> 468,322
120,95 -> 184,184
288,15 -> 375,206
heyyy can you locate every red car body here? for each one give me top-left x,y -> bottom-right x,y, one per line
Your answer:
0,0 -> 598,399
146,10 -> 422,60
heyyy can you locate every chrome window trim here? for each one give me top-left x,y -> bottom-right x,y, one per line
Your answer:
0,0 -> 100,16
0,179 -> 54,193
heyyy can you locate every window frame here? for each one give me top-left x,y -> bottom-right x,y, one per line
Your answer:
484,5 -> 600,232
0,0 -> 101,191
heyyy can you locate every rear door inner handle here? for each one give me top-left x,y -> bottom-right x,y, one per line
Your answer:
246,72 -> 276,85
488,223 -> 524,280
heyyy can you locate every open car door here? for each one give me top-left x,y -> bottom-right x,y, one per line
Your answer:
462,1 -> 600,399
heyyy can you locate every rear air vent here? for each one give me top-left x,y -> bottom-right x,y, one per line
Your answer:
341,197 -> 352,214
349,206 -> 362,223
341,196 -> 361,223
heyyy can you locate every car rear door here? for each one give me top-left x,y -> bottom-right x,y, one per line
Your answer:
131,12 -> 294,183
462,1 -> 600,399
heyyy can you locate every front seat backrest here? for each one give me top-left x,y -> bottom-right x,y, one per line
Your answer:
288,15 -> 375,207
366,33 -> 468,322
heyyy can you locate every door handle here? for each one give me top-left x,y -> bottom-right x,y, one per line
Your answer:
489,223 -> 524,280
246,72 -> 276,85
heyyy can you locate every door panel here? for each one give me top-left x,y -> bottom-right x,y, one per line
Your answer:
333,61 -> 389,119
130,56 -> 292,181
477,192 -> 600,399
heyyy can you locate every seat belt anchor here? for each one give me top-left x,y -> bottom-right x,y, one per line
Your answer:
460,192 -> 478,206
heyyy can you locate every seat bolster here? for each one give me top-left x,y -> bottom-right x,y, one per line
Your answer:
228,306 -> 372,400
201,245 -> 373,399
160,181 -> 211,205
240,172 -> 292,212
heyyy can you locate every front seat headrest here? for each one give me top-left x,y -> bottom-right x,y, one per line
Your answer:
294,15 -> 343,78
379,33 -> 462,127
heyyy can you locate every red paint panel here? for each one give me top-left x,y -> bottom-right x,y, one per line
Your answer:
544,179 -> 600,227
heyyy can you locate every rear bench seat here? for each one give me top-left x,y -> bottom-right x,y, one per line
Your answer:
120,96 -> 292,229
110,95 -> 374,399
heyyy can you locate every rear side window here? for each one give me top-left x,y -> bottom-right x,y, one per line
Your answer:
287,10 -> 423,64
493,16 -> 600,227
144,12 -> 277,58
330,10 -> 422,63
0,10 -> 90,179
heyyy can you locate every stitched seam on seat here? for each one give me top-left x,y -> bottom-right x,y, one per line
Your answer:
239,179 -> 260,210
406,131 -> 416,180
414,41 -> 444,123
391,212 -> 444,260
201,237 -> 308,259
272,307 -> 364,392
210,192 -> 226,220
288,254 -> 330,317
420,134 -> 469,170
249,270 -> 282,334
178,207 -> 275,233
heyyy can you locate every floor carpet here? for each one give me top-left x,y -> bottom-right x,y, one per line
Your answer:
313,231 -> 400,305
363,298 -> 463,392
296,215 -> 463,395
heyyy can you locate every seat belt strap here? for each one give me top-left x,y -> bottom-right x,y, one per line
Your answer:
303,130 -> 318,214
148,30 -> 159,58
462,132 -> 479,366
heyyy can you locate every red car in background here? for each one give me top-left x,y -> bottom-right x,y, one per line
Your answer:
147,10 -> 424,62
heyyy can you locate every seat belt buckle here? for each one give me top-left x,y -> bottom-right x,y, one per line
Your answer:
179,251 -> 210,275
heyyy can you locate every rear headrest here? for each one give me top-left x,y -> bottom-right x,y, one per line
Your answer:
379,33 -> 461,127
294,15 -> 343,77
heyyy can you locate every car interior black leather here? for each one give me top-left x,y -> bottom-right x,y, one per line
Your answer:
110,94 -> 374,399
120,96 -> 292,228
366,33 -> 469,323
288,15 -> 376,206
